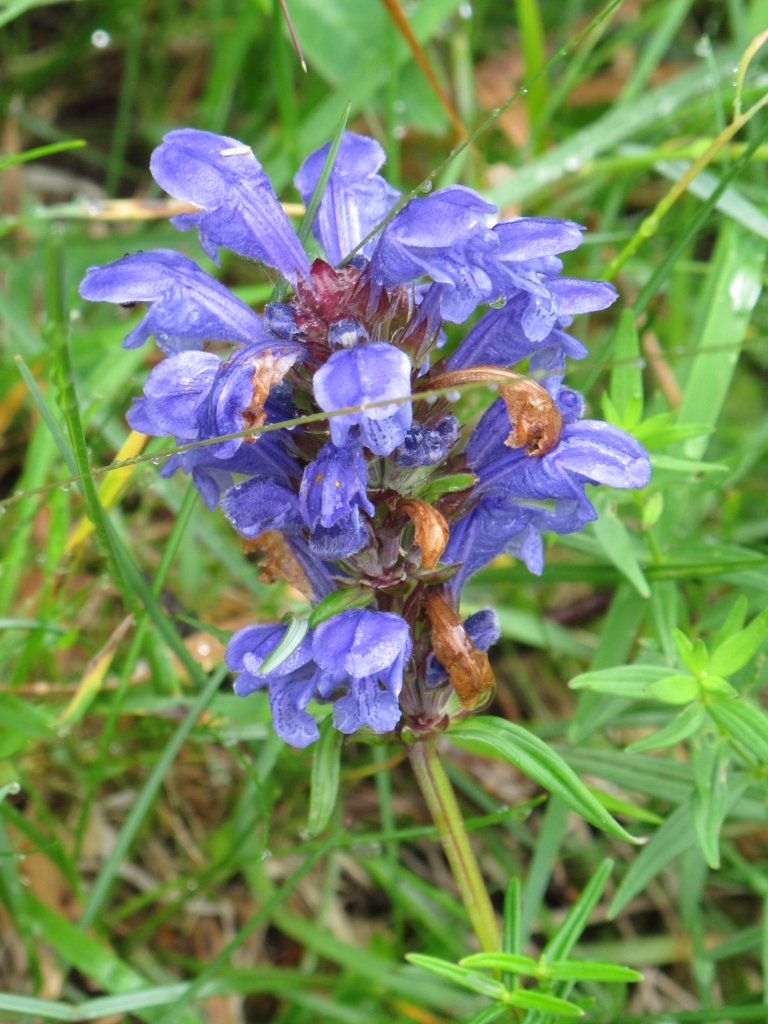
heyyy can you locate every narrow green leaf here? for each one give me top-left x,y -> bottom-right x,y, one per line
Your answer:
608,308 -> 644,425
647,673 -> 700,705
570,664 -> 673,698
547,960 -> 643,982
676,224 -> 766,462
0,994 -> 75,1022
307,717 -> 343,837
308,588 -> 373,628
0,139 -> 86,171
405,954 -> 506,999
591,504 -> 650,598
544,859 -> 614,961
450,719 -> 642,844
460,953 -> 540,977
707,698 -> 768,764
258,615 -> 309,674
709,607 -> 768,677
15,354 -> 78,480
691,739 -> 733,869
296,101 -> 352,246
711,595 -> 749,651
503,988 -> 583,1016
413,472 -> 477,503
610,805 -> 696,917
626,703 -> 706,753
501,876 -> 522,988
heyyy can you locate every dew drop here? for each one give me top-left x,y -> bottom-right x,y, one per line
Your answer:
520,87 -> 529,96
259,848 -> 273,862
419,180 -> 433,194
458,1 -> 473,18
393,124 -> 407,140
564,155 -> 582,173
91,29 -> 111,48
6,782 -> 20,796
151,457 -> 160,465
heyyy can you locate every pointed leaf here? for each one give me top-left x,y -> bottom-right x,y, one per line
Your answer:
707,698 -> 768,764
405,955 -> 506,1000
626,703 -> 706,753
647,673 -> 700,705
544,859 -> 614,960
307,717 -> 343,837
547,960 -> 643,982
709,607 -> 768,677
609,308 -> 644,426
503,988 -> 584,1016
460,953 -> 540,977
591,505 -> 650,598
570,664 -> 674,698
258,615 -> 309,674
450,720 -> 642,844
308,588 -> 374,628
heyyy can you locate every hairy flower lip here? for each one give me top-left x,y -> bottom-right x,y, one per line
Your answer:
417,366 -> 563,456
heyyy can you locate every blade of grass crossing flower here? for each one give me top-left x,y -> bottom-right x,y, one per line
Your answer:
296,100 -> 352,246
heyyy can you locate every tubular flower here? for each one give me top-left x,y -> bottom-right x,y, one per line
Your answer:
80,127 -> 651,746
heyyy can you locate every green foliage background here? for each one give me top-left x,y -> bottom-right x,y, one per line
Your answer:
1,0 -> 767,1021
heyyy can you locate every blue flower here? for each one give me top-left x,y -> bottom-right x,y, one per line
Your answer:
150,129 -> 310,279
226,609 -> 412,746
396,416 -> 460,467
294,131 -> 400,265
369,185 -> 498,322
222,475 -> 305,538
81,125 -> 653,747
299,441 -> 374,529
196,343 -> 301,458
444,398 -> 651,589
79,249 -> 266,353
313,609 -> 412,735
226,623 -> 323,748
313,342 -> 413,456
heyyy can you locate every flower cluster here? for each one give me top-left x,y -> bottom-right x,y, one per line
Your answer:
80,128 -> 651,747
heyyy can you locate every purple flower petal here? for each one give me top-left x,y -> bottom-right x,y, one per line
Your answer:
222,476 -> 304,538
79,249 -> 267,353
313,342 -> 412,456
129,351 -> 220,438
369,185 -> 498,322
294,131 -> 400,265
299,441 -> 374,529
150,129 -> 310,279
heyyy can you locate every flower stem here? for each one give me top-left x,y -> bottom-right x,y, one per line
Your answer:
408,737 -> 500,952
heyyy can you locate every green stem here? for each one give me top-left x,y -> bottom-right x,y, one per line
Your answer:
408,738 -> 500,953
